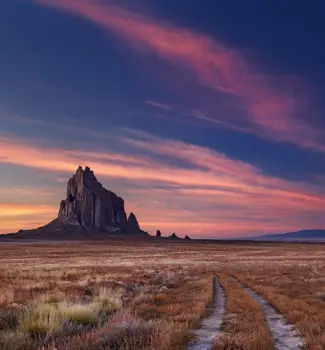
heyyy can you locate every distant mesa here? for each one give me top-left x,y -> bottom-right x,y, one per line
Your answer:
247,229 -> 325,242
10,166 -> 147,238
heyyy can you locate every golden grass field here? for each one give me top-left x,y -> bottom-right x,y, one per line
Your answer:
0,239 -> 324,349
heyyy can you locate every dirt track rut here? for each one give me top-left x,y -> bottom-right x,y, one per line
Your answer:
187,275 -> 226,350
234,277 -> 305,350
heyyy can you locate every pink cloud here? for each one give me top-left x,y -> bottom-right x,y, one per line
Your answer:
121,131 -> 323,200
0,134 -> 324,236
32,0 -> 324,151
0,135 -> 320,203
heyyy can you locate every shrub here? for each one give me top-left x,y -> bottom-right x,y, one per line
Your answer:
95,287 -> 123,313
0,309 -> 20,330
21,304 -> 62,336
59,302 -> 102,326
99,322 -> 158,350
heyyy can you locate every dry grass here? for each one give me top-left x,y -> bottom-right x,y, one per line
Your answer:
95,287 -> 123,312
0,240 -> 324,349
215,274 -> 273,349
59,301 -> 102,325
132,271 -> 214,348
233,264 -> 325,350
0,240 -> 214,349
21,303 -> 62,335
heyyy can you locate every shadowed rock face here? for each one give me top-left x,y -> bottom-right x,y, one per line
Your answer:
127,212 -> 140,231
58,166 -> 140,233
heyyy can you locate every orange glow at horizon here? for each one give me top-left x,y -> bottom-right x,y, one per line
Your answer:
0,203 -> 57,217
0,203 -> 57,234
0,134 -> 324,237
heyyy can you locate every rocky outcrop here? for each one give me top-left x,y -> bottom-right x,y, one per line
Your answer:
168,233 -> 180,239
156,230 -> 162,238
57,166 -> 143,234
126,212 -> 140,232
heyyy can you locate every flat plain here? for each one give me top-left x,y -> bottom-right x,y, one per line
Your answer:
0,239 -> 324,350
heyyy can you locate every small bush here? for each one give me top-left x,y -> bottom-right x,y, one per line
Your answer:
100,323 -> 158,350
0,309 -> 20,330
21,304 -> 62,336
59,302 -> 101,326
95,287 -> 123,312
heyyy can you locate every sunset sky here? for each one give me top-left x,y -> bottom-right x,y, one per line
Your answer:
1,1 -> 325,237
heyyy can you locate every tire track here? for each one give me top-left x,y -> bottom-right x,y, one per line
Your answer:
232,277 -> 305,350
187,275 -> 226,350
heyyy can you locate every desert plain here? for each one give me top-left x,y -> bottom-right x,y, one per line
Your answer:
0,239 -> 324,350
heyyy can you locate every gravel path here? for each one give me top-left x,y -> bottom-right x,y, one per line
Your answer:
234,277 -> 305,350
187,275 -> 226,350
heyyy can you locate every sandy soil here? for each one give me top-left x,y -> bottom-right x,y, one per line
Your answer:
188,275 -> 226,350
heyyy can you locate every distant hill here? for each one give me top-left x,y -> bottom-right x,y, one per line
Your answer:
246,229 -> 325,242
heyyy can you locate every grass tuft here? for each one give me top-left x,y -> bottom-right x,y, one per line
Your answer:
99,322 -> 158,350
0,309 -> 20,331
95,287 -> 123,313
59,301 -> 102,326
21,303 -> 62,336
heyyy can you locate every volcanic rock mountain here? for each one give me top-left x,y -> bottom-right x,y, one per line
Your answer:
59,166 -> 127,230
11,166 -> 146,238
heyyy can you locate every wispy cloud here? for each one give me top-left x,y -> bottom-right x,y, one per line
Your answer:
145,100 -> 171,111
0,133 -> 324,236
0,134 -> 319,202
32,0 -> 325,151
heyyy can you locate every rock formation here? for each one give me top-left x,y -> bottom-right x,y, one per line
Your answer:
168,233 -> 180,239
57,166 -> 144,234
126,212 -> 140,232
156,230 -> 162,238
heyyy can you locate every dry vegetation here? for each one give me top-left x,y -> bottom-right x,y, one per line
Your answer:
232,259 -> 325,350
215,274 -> 273,350
0,240 -> 324,349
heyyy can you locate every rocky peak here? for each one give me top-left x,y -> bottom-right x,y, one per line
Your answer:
127,212 -> 140,231
67,166 -> 101,198
57,166 -> 142,234
156,230 -> 162,237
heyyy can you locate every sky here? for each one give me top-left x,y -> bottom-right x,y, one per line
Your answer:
1,0 -> 325,238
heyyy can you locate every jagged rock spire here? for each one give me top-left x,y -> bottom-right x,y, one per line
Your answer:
57,166 -> 141,233
127,212 -> 140,231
